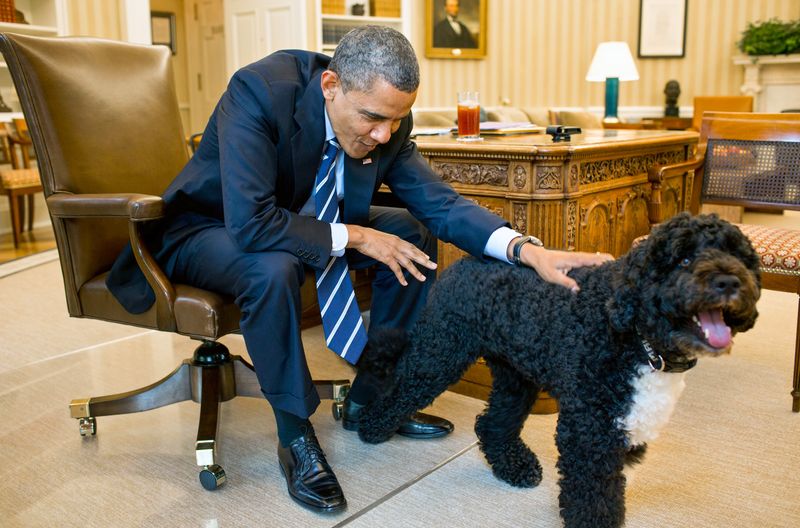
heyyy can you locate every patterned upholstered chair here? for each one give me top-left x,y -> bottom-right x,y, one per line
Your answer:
649,111 -> 800,412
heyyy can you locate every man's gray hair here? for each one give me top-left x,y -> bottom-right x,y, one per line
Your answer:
329,25 -> 419,93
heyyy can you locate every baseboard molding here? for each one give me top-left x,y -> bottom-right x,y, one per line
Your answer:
0,248 -> 58,279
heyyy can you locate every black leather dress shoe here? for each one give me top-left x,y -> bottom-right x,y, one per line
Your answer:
342,398 -> 454,439
277,431 -> 346,513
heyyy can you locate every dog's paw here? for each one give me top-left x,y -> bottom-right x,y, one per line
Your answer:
357,425 -> 395,444
485,439 -> 542,488
355,404 -> 399,444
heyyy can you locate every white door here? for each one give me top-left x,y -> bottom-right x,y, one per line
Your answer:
224,0 -> 307,77
185,0 -> 227,133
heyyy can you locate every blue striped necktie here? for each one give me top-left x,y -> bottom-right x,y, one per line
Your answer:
314,139 -> 367,364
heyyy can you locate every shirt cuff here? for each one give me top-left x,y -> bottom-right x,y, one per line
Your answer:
484,226 -> 522,264
330,222 -> 348,257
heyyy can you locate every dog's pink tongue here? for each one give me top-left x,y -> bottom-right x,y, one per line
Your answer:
698,309 -> 731,348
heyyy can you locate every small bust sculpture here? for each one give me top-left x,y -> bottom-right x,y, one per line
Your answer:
664,80 -> 681,117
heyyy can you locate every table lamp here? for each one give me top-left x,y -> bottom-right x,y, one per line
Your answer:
585,42 -> 639,124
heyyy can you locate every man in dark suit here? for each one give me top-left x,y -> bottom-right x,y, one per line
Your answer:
108,25 -> 610,513
433,0 -> 477,49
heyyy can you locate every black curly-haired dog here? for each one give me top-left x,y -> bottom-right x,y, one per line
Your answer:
357,213 -> 761,528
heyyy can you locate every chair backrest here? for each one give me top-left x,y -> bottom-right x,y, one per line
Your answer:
690,111 -> 800,214
5,117 -> 32,168
691,96 -> 753,131
0,33 -> 188,308
553,110 -> 604,129
519,107 -> 552,126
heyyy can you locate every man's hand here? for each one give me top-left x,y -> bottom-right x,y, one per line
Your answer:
346,225 -> 437,286
509,237 -> 613,293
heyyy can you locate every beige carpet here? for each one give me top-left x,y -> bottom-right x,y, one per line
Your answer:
0,250 -> 798,527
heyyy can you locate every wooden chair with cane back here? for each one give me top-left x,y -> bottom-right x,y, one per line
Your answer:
649,111 -> 800,412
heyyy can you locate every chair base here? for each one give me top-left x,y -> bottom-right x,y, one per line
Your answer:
69,340 -> 351,489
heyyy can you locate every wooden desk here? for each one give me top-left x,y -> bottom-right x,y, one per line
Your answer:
415,129 -> 699,269
415,130 -> 699,411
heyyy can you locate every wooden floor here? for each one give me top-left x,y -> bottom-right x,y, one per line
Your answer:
0,224 -> 56,264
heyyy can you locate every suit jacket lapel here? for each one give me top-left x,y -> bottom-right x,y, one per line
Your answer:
291,71 -> 326,211
343,150 -> 380,225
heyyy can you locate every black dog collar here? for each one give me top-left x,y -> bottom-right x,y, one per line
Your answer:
639,338 -> 697,373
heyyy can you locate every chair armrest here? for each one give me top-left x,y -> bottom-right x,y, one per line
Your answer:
647,154 -> 707,225
647,155 -> 705,183
47,193 -> 165,220
47,192 -> 176,331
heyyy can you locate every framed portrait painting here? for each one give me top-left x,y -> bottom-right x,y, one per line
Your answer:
425,0 -> 487,59
151,11 -> 177,55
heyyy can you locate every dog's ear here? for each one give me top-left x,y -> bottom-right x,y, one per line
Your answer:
606,239 -> 648,332
607,212 -> 698,332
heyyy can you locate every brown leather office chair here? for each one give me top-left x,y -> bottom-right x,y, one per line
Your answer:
649,112 -> 800,412
0,33 -> 358,490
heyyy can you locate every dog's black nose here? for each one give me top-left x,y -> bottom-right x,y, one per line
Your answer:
712,274 -> 741,296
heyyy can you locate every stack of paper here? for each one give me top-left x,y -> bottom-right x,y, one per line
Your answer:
473,122 -> 545,135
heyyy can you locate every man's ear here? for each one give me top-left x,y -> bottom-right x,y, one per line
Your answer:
320,70 -> 339,102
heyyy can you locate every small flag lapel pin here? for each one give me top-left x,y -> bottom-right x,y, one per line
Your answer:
362,158 -> 372,165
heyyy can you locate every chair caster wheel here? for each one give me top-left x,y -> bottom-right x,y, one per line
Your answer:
199,464 -> 226,490
332,401 -> 344,420
78,417 -> 96,436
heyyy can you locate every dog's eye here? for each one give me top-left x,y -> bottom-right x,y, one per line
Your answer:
679,258 -> 692,268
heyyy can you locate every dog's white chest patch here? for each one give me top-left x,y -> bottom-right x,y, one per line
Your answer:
618,365 -> 686,446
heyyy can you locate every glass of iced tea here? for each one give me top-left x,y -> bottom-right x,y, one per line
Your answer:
457,91 -> 481,141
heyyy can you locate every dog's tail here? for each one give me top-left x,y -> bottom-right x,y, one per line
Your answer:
359,328 -> 410,381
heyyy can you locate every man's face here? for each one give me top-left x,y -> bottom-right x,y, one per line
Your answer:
321,71 -> 416,159
445,0 -> 460,17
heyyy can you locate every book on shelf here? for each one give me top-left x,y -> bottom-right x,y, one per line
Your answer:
321,0 -> 345,15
